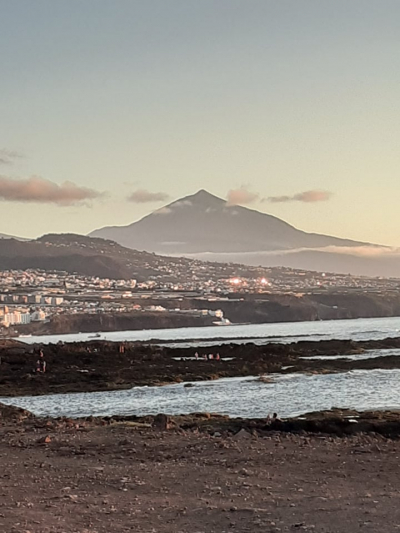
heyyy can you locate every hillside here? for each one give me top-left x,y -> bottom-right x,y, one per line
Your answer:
0,233 -> 277,281
0,234 -> 185,280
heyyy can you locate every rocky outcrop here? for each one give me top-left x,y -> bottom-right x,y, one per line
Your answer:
2,336 -> 400,397
0,402 -> 33,422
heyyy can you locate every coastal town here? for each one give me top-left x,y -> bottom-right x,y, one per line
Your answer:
0,266 -> 399,334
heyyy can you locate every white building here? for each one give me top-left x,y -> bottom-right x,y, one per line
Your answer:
1,310 -> 31,327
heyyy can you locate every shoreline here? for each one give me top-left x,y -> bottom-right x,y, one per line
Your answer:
8,314 -> 400,343
3,401 -> 400,438
1,336 -> 400,398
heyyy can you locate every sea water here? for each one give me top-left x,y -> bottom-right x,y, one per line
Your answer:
18,315 -> 400,347
2,368 -> 400,419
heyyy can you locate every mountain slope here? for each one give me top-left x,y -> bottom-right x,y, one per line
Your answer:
0,236 -> 131,279
0,233 -> 276,281
0,232 -> 399,279
90,189 -> 368,254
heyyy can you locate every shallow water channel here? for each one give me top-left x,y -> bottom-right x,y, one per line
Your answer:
301,348 -> 400,361
2,369 -> 400,419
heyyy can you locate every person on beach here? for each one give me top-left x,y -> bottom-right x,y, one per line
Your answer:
36,357 -> 46,373
35,349 -> 47,373
195,352 -> 199,360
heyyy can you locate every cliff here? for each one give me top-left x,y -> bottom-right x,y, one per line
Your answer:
12,290 -> 400,336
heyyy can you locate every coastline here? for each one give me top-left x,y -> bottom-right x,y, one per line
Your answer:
7,290 -> 400,338
9,314 -> 400,347
4,400 -> 400,438
2,336 -> 400,398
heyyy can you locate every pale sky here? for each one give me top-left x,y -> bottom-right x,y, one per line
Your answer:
1,0 -> 400,246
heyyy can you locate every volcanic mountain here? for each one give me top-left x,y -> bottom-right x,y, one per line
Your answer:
89,190 -> 400,277
90,190 -> 367,254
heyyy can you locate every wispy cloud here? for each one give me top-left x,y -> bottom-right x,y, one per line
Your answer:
229,245 -> 393,258
267,190 -> 333,203
173,199 -> 192,207
226,187 -> 260,206
127,189 -> 170,203
153,207 -> 172,215
0,176 -> 104,206
0,149 -> 23,165
179,245 -> 399,260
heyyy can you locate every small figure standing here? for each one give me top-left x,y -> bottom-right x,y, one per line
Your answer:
36,349 -> 47,373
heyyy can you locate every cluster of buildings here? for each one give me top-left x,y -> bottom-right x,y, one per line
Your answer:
0,294 -> 64,305
0,265 -> 399,331
0,306 -> 46,327
140,269 -> 400,294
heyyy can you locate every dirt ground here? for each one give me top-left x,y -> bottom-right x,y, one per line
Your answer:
2,415 -> 400,533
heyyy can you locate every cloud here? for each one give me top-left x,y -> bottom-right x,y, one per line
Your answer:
0,175 -> 104,206
175,245 -> 400,260
153,207 -> 172,215
0,149 -> 22,165
226,187 -> 260,206
127,189 -> 170,203
240,245 -> 393,258
173,199 -> 192,207
267,190 -> 333,203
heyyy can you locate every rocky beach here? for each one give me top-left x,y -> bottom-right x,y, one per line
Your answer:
2,403 -> 400,533
2,336 -> 400,397
2,337 -> 400,532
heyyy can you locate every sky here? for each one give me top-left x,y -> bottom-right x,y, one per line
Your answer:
1,0 -> 400,246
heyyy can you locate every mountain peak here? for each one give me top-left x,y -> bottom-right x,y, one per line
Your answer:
173,189 -> 225,208
90,189 -> 369,261
192,189 -> 220,199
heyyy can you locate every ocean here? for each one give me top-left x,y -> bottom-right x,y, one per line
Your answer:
4,315 -> 400,419
20,315 -> 400,347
